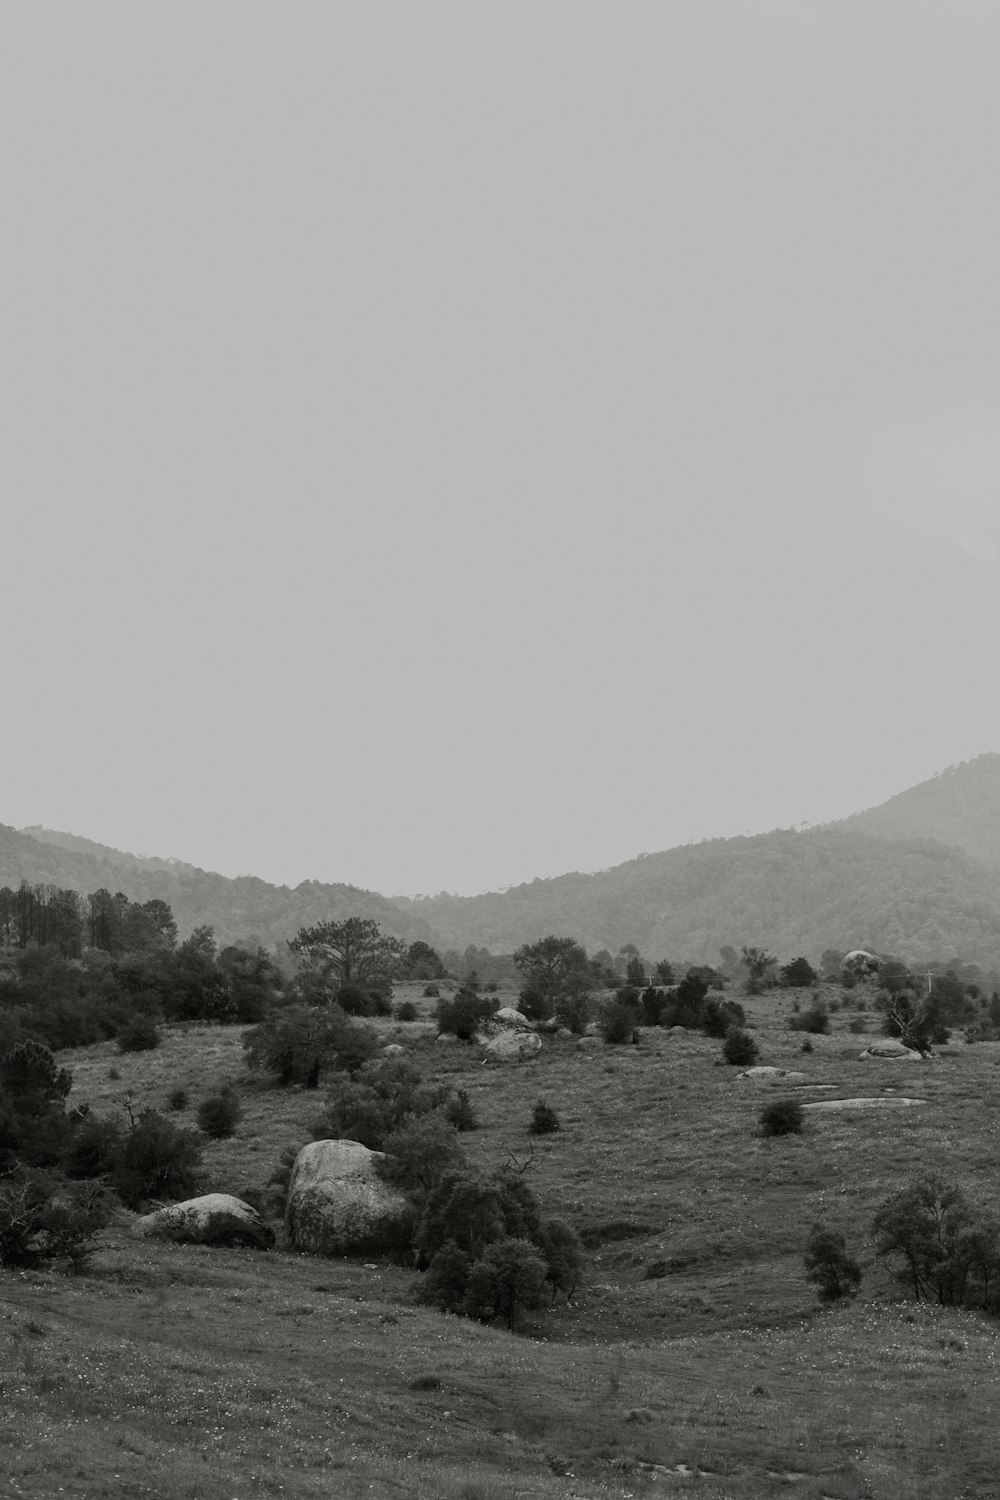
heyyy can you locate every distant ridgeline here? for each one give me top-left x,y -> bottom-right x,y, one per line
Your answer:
6,754 -> 1000,968
0,825 -> 436,951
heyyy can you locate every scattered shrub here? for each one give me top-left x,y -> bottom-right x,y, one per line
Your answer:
63,1113 -> 126,1181
168,1087 -> 189,1111
437,981 -> 498,1041
197,1086 -> 243,1140
801,1038 -> 814,1054
265,1143 -> 302,1218
113,1109 -> 203,1208
116,1015 -> 161,1053
243,1005 -> 379,1088
395,1000 -> 419,1021
722,1028 -> 759,1066
463,1236 -> 549,1330
0,1169 -> 115,1270
760,1098 -> 804,1137
701,997 -> 746,1039
804,1222 -> 862,1303
529,1100 -> 561,1135
108,1066 -> 121,1081
788,1006 -> 829,1035
422,984 -> 440,999
848,1015 -> 868,1034
444,1089 -> 479,1132
599,996 -> 640,1045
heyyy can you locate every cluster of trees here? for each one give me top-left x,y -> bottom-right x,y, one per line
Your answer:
0,923 -> 283,1055
0,1037 -> 205,1267
0,882 -> 177,958
805,1167 -> 1000,1317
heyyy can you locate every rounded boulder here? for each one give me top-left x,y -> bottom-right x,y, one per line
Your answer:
285,1140 -> 412,1257
132,1193 -> 274,1249
482,1031 -> 542,1063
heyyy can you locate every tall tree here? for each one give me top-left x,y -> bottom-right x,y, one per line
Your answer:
513,935 -> 591,1022
290,917 -> 405,994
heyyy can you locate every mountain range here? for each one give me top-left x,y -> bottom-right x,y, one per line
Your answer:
5,754 -> 1000,971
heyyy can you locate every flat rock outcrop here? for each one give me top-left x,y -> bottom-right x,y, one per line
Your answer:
132,1193 -> 274,1249
285,1140 -> 411,1257
736,1067 -> 807,1083
859,1041 -> 923,1061
482,1031 -> 542,1063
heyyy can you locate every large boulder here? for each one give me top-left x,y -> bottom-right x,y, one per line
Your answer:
132,1193 -> 274,1249
493,1006 -> 532,1031
285,1140 -> 411,1257
859,1041 -> 924,1061
482,1031 -> 543,1064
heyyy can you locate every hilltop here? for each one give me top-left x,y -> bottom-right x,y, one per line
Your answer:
7,754 -> 1000,966
0,824 -> 437,951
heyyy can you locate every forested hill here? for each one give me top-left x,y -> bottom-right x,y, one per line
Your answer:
1,826 -> 437,950
832,754 -> 1000,867
393,827 -> 1000,971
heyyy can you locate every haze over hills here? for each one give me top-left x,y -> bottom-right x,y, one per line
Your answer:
6,755 -> 1000,970
0,825 -> 438,952
832,753 -> 1000,867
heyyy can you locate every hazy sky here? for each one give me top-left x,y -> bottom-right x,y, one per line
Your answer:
4,2 -> 1000,896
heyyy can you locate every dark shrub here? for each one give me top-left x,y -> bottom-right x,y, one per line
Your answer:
335,984 -> 375,1017
529,1100 -> 561,1135
197,1086 -> 243,1140
781,957 -> 818,988
0,1169 -> 114,1270
760,1098 -> 804,1136
804,1222 -> 862,1303
422,984 -> 440,999
463,1237 -> 548,1330
113,1110 -> 203,1208
417,1240 -> 472,1314
265,1143 -> 302,1218
444,1089 -> 479,1132
600,996 -> 640,1045
243,1005 -> 379,1087
702,997 -> 746,1039
437,987 -> 498,1041
117,1015 -> 161,1053
378,1112 -> 466,1195
395,1000 -> 419,1021
317,1059 -> 449,1150
640,988 -> 669,1027
168,1087 -> 189,1111
788,1006 -> 829,1035
722,1028 -> 759,1066
63,1112 -> 127,1180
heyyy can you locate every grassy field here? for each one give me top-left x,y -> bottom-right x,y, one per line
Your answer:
4,981 -> 1000,1499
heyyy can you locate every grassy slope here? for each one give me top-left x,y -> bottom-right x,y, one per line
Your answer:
4,983 -> 1000,1499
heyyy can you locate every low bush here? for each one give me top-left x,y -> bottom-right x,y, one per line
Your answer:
113,1109 -> 203,1208
395,1000 -> 419,1021
804,1222 -> 862,1303
444,1089 -> 479,1132
0,1169 -> 115,1270
168,1087 -> 189,1111
197,1086 -> 242,1140
760,1098 -> 804,1136
422,984 -> 440,999
437,987 -> 498,1041
116,1015 -> 161,1053
722,1028 -> 759,1066
599,996 -> 640,1045
529,1100 -> 561,1135
788,1006 -> 829,1035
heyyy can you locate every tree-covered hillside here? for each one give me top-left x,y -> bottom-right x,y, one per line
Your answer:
394,828 -> 1000,970
832,753 -> 1000,866
0,826 -> 437,950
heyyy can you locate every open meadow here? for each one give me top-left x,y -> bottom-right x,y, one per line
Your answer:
4,982 -> 1000,1500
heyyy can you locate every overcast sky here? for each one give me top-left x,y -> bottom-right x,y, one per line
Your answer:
4,2 -> 1000,896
